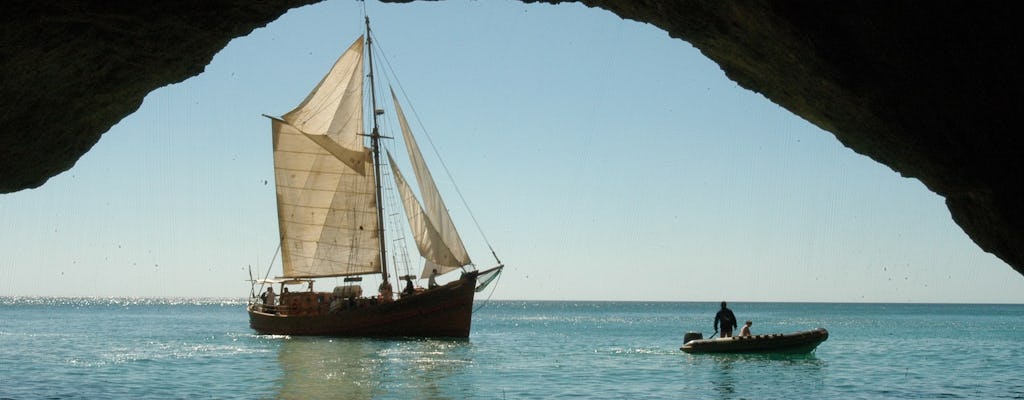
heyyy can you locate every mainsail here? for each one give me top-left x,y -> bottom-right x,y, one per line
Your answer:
272,36 -> 380,278
385,91 -> 473,277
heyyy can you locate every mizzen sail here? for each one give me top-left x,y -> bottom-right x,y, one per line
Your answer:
390,89 -> 472,277
388,153 -> 462,269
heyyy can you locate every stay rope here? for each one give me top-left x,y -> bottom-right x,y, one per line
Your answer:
367,30 -> 503,266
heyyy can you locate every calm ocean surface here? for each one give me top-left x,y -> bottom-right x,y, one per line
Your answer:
1,299 -> 1022,399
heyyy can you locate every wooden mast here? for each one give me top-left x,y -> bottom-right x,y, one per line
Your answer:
365,16 -> 389,284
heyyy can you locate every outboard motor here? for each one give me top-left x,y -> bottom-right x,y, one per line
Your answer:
683,331 -> 703,344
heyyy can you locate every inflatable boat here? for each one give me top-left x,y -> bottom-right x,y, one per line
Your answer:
680,328 -> 828,354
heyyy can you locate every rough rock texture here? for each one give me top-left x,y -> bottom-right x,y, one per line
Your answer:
557,1 -> 1024,278
1,1 -> 1022,277
0,0 -> 317,192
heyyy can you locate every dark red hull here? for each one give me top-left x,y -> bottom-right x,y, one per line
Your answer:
248,271 -> 479,338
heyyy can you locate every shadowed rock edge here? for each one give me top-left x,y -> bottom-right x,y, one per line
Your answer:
1,1 -> 1021,277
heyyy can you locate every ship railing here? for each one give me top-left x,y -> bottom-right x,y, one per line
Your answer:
250,303 -> 292,315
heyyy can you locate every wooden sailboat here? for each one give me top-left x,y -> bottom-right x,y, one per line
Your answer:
247,17 -> 503,338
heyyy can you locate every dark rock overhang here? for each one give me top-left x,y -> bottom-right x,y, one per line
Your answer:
1,1 -> 1021,277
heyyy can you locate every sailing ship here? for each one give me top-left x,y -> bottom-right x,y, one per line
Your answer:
247,17 -> 503,338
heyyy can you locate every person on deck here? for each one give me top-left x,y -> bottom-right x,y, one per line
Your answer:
378,280 -> 393,302
428,269 -> 439,289
403,276 -> 415,296
714,301 -> 738,338
740,320 -> 752,337
262,287 -> 276,313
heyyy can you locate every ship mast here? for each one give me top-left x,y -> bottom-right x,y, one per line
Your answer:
365,16 -> 389,284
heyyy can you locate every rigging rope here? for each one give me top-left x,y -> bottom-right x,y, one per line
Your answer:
254,243 -> 282,299
367,33 -> 503,266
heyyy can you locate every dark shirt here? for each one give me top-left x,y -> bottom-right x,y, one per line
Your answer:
714,308 -> 737,331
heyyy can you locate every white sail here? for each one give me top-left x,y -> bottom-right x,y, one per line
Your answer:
272,36 -> 381,278
390,89 -> 472,277
387,153 -> 462,270
283,37 -> 366,153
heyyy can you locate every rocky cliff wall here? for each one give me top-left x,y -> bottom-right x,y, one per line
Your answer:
1,1 -> 1021,277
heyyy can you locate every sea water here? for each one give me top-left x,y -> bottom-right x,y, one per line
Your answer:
1,299 -> 1022,399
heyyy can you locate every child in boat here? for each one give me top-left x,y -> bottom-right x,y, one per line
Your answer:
740,320 -> 752,336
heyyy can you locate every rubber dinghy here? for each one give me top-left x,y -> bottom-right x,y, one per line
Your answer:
680,328 -> 828,354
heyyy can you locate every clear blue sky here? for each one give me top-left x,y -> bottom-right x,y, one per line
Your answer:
1,1 -> 1022,303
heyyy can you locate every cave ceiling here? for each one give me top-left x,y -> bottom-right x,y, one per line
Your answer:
1,1 -> 1021,277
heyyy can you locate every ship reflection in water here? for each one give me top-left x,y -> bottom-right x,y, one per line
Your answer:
275,336 -> 473,399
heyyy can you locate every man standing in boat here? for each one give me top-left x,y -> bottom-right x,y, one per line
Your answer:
378,280 -> 393,303
403,276 -> 416,297
714,301 -> 738,338
428,269 -> 439,289
262,287 -> 276,314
